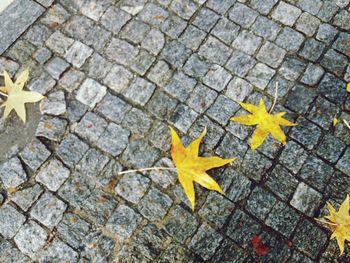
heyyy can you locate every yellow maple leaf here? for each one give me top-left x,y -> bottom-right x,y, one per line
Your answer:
333,118 -> 338,127
170,127 -> 235,211
322,195 -> 350,256
0,69 -> 43,123
230,98 -> 297,150
347,82 -> 350,92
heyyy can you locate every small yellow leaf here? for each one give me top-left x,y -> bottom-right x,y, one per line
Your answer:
231,98 -> 297,150
1,69 -> 43,123
333,118 -> 338,127
319,195 -> 350,256
8,187 -> 17,194
347,82 -> 350,92
170,127 -> 235,211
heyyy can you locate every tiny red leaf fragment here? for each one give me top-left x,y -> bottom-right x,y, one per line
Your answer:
251,235 -> 269,257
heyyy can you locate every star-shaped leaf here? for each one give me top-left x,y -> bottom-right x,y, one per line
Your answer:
170,127 -> 235,211
0,69 -> 43,123
230,98 -> 297,150
322,195 -> 350,256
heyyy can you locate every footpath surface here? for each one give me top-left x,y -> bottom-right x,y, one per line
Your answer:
0,0 -> 349,262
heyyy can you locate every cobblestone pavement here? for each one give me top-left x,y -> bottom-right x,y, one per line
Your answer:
0,0 -> 349,262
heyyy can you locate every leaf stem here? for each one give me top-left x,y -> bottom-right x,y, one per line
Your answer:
343,119 -> 350,130
314,218 -> 338,226
117,167 -> 177,175
0,91 -> 8,97
269,82 -> 279,113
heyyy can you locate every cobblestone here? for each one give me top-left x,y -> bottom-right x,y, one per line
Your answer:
0,204 -> 26,239
106,204 -> 142,241
14,221 -> 47,259
189,224 -> 223,260
165,205 -> 198,242
30,192 -> 67,229
36,159 -> 70,191
0,0 -> 349,260
11,185 -> 43,212
0,157 -> 27,189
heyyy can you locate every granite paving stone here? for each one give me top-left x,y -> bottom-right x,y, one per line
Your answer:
14,221 -> 48,259
56,213 -> 91,249
265,202 -> 300,238
198,36 -> 232,65
76,78 -> 107,108
293,219 -> 328,259
290,118 -> 322,150
226,209 -> 261,248
0,157 -> 27,189
321,49 -> 348,77
183,54 -> 211,78
192,8 -> 219,33
316,24 -> 338,44
96,93 -> 132,124
165,205 -> 198,242
0,0 -> 349,260
299,156 -> 334,191
279,57 -> 306,81
115,173 -> 150,204
318,73 -> 347,105
212,18 -> 240,45
284,84 -> 317,114
38,238 -> 78,262
39,91 -> 67,116
336,147 -> 350,175
81,231 -> 115,262
180,25 -> 206,51
127,224 -> 169,260
81,189 -> 118,225
301,63 -> 325,86
271,1 -> 302,26
106,205 -> 142,241
295,12 -> 321,37
246,63 -> 276,90
266,165 -> 299,201
57,134 -> 89,168
11,183 -> 42,210
0,0 -> 44,54
96,123 -> 130,157
308,97 -> 339,131
290,182 -> 323,217
220,170 -> 249,197
189,224 -> 223,260
58,68 -> 85,92
0,204 -> 26,239
228,3 -> 258,28
246,187 -> 277,221
299,38 -> 325,62
203,65 -> 232,92
36,116 -> 67,141
206,95 -> 239,126
58,171 -> 94,207
74,112 -> 108,143
30,192 -> 67,229
138,187 -> 173,221
36,158 -> 70,191
232,30 -> 262,56
275,27 -> 305,52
